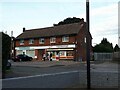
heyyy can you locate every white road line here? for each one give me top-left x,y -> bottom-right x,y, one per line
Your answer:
3,70 -> 79,81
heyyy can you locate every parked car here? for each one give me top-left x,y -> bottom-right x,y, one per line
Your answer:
13,54 -> 33,62
6,60 -> 11,70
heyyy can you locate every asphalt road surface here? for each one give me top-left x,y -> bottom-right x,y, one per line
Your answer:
2,61 -> 119,88
5,62 -> 86,78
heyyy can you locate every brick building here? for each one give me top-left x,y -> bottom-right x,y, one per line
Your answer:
15,20 -> 92,61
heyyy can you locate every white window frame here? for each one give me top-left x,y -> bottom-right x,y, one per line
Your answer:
62,36 -> 69,42
39,38 -> 45,44
29,39 -> 34,44
19,39 -> 24,45
50,37 -> 56,43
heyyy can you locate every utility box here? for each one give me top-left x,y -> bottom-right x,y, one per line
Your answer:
1,32 -> 11,79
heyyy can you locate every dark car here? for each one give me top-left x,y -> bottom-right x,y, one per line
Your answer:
13,54 -> 33,62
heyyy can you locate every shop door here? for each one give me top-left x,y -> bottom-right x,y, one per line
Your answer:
52,51 -> 56,60
38,49 -> 45,60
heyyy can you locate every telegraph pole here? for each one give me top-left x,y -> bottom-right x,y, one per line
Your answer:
11,31 -> 13,59
86,0 -> 91,89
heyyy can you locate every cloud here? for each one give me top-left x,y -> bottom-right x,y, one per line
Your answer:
88,3 -> 118,46
0,0 -> 119,3
91,4 -> 117,17
91,4 -> 118,35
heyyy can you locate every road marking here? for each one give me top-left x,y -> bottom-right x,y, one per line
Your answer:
3,70 -> 79,81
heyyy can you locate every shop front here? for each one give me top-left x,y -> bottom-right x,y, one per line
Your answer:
36,44 -> 76,61
46,48 -> 74,60
15,47 -> 35,58
15,44 -> 76,61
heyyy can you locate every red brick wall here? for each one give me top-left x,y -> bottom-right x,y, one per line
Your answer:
75,24 -> 86,61
34,49 -> 45,61
75,22 -> 92,61
15,35 -> 76,47
15,25 -> 92,61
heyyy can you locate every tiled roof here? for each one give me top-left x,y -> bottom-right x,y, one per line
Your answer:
16,22 -> 85,39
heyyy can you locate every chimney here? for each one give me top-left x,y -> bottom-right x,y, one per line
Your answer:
81,18 -> 84,22
23,27 -> 25,32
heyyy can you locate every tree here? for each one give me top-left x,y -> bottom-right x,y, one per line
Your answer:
53,17 -> 84,26
93,38 -> 114,53
114,44 -> 120,52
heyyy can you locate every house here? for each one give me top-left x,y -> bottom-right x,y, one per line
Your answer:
15,20 -> 92,61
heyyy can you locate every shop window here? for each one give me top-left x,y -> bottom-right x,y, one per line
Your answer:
62,36 -> 69,42
67,51 -> 73,56
16,50 -> 23,55
26,50 -> 35,58
29,39 -> 34,44
19,39 -> 24,45
50,37 -> 56,43
39,38 -> 45,44
60,51 -> 66,57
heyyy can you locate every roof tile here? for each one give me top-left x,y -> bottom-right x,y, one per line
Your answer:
16,22 -> 85,39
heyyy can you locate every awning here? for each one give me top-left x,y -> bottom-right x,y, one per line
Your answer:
47,48 -> 74,51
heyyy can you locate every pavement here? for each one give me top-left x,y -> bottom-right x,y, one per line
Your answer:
10,60 -> 118,72
8,60 -> 118,75
11,60 -> 85,68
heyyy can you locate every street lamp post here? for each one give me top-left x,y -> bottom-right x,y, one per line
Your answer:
86,0 -> 91,89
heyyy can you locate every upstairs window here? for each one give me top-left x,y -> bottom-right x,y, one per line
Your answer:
39,38 -> 45,44
19,39 -> 24,45
62,36 -> 69,42
29,39 -> 34,44
50,37 -> 56,43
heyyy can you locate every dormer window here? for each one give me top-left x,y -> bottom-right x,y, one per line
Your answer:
62,36 -> 69,42
29,39 -> 34,44
50,37 -> 56,43
19,39 -> 24,45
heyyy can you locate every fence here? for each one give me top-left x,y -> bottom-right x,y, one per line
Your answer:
94,53 -> 113,61
113,52 -> 120,61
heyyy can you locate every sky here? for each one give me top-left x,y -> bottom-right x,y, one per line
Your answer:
0,0 -> 119,47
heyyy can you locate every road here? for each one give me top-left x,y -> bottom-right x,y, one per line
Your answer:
5,62 -> 86,78
2,61 -> 119,88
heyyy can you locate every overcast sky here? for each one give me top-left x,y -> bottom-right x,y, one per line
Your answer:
0,0 -> 119,47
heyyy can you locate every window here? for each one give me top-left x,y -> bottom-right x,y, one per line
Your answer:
29,39 -> 34,44
19,40 -> 24,45
62,36 -> 69,42
66,51 -> 73,56
39,38 -> 45,44
16,50 -> 23,55
60,51 -> 66,57
26,50 -> 35,58
50,37 -> 56,43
